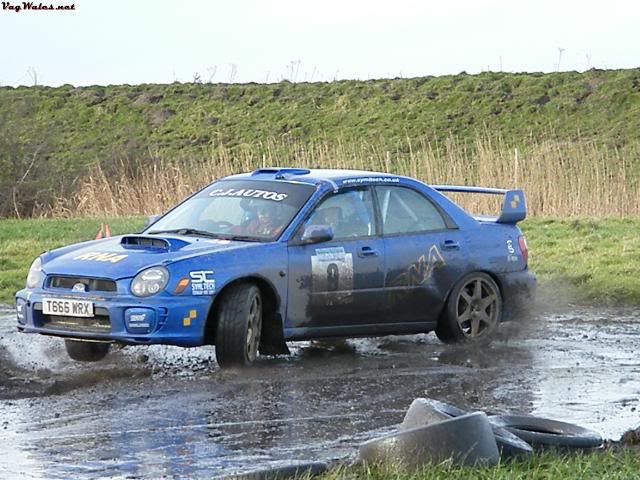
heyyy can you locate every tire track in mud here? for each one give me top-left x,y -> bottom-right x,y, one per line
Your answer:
0,307 -> 153,400
1,305 -> 640,479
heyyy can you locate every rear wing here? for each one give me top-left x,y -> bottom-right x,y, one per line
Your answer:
432,185 -> 527,224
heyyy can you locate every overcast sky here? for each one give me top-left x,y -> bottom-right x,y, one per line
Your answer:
0,0 -> 638,87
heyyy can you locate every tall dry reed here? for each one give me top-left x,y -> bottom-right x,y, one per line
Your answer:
50,134 -> 640,218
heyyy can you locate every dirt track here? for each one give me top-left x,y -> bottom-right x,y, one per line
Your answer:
1,305 -> 639,479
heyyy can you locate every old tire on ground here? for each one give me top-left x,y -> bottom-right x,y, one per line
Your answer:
403,399 -> 532,460
399,398 -> 451,430
215,283 -> 263,368
436,272 -> 502,344
64,339 -> 110,362
492,426 -> 534,459
359,412 -> 500,468
489,415 -> 603,451
399,398 -> 468,430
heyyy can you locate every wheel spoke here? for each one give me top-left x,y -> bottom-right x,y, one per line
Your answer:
480,293 -> 497,310
458,309 -> 471,323
246,295 -> 262,361
470,317 -> 480,337
460,290 -> 472,305
472,280 -> 482,300
478,310 -> 491,325
246,326 -> 253,348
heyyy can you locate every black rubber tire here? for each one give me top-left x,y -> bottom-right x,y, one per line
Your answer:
489,414 -> 603,451
215,283 -> 263,368
492,426 -> 534,460
64,339 -> 110,362
410,399 -> 532,460
436,272 -> 502,344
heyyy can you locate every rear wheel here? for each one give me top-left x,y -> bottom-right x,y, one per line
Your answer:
215,283 -> 263,368
436,272 -> 502,344
64,339 -> 110,362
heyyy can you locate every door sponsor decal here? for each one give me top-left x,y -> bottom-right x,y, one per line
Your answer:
408,245 -> 446,285
390,244 -> 446,288
311,247 -> 354,293
189,270 -> 216,295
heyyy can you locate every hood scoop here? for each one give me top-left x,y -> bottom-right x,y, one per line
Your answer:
120,235 -> 190,251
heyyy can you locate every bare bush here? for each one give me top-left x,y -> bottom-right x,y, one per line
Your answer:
49,135 -> 640,218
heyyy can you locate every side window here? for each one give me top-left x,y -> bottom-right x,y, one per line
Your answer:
305,189 -> 376,239
376,186 -> 447,235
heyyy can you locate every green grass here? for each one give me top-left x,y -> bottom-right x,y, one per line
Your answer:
1,217 -> 640,305
521,218 -> 640,304
0,217 -> 144,303
324,449 -> 640,480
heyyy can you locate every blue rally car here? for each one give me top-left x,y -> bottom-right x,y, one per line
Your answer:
16,168 -> 535,367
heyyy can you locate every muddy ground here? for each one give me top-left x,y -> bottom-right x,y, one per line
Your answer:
0,304 -> 639,479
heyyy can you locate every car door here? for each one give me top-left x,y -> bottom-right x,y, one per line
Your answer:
375,185 -> 467,325
286,187 -> 386,335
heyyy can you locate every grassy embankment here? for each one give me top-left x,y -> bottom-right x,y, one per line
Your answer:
322,449 -> 640,480
1,217 -> 639,305
2,68 -> 640,218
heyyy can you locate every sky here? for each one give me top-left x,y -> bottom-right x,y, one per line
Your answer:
0,0 -> 638,87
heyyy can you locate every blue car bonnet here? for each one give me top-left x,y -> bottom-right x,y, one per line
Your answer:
41,235 -> 260,279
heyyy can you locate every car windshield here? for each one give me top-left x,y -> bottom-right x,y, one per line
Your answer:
146,179 -> 316,241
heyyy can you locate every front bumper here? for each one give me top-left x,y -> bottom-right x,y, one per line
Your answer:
15,288 -> 214,347
496,270 -> 536,322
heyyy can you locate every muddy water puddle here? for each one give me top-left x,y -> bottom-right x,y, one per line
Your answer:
0,306 -> 639,479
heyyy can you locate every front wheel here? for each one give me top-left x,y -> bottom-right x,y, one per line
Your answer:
436,272 -> 502,344
215,283 -> 263,368
64,339 -> 110,362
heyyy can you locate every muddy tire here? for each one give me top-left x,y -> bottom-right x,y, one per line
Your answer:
64,339 -> 110,362
436,272 -> 502,344
215,283 -> 263,368
489,415 -> 603,451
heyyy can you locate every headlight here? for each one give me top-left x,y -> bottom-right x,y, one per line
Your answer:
131,267 -> 169,297
25,257 -> 43,289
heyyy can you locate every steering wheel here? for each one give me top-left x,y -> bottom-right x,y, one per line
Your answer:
202,220 -> 234,232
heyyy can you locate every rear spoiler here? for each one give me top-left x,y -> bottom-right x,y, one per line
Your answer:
432,185 -> 527,224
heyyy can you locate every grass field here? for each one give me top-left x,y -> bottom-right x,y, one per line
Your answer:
0,217 -> 144,303
1,217 -> 639,305
323,449 -> 640,480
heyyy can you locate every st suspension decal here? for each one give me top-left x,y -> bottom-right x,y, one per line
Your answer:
189,270 -> 216,295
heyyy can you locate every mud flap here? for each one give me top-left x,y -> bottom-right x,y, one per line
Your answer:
259,313 -> 290,356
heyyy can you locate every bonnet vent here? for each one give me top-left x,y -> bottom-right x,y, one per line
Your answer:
120,236 -> 170,250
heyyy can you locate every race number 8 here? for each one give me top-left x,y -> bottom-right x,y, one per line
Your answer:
327,263 -> 340,291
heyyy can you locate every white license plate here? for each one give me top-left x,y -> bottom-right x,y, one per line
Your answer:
42,297 -> 94,318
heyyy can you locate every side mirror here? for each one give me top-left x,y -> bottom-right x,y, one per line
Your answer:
145,214 -> 161,228
301,225 -> 334,244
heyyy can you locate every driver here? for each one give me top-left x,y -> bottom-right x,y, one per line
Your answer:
237,204 -> 283,237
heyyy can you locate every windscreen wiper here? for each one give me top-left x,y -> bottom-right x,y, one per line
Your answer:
216,235 -> 262,243
147,228 -> 220,238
